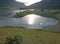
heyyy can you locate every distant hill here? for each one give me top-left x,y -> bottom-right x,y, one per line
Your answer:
0,0 -> 26,17
0,0 -> 26,9
28,0 -> 60,9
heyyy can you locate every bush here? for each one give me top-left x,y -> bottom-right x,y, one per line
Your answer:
5,33 -> 23,44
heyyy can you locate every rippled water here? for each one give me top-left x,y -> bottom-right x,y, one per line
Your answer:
0,14 -> 58,29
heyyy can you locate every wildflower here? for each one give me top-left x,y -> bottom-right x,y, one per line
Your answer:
19,32 -> 22,35
10,35 -> 14,39
5,33 -> 23,44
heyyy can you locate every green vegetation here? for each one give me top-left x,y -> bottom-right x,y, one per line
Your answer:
13,11 -> 33,18
5,33 -> 23,44
13,9 -> 60,18
0,27 -> 60,44
0,26 -> 25,28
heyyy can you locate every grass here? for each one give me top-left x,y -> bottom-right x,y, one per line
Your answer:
13,9 -> 60,19
13,11 -> 33,18
0,27 -> 60,44
7,9 -> 60,44
0,26 -> 26,28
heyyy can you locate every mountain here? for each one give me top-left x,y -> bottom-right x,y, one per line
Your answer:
0,0 -> 26,17
28,0 -> 60,9
0,0 -> 26,9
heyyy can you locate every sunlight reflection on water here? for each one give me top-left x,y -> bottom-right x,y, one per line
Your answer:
0,14 -> 58,29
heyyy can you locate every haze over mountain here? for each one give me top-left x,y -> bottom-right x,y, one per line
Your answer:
0,0 -> 26,9
0,0 -> 26,17
28,0 -> 60,9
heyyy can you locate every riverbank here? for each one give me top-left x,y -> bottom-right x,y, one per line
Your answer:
0,27 -> 60,44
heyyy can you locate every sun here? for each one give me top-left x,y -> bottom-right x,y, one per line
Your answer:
16,0 -> 42,6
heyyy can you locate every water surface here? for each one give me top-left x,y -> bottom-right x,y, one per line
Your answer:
0,14 -> 58,29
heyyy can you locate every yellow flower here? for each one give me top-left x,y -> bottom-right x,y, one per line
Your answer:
19,32 -> 22,35
10,35 -> 14,39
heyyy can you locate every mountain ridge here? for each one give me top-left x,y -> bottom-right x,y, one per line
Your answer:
0,0 -> 26,9
27,0 -> 60,9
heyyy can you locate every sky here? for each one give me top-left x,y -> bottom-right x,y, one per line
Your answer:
16,0 -> 42,6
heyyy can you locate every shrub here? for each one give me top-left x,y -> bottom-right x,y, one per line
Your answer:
5,33 -> 23,44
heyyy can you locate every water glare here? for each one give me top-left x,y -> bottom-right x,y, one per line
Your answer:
0,13 -> 58,29
27,14 -> 36,25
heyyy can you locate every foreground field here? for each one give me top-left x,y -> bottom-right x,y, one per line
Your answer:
0,28 -> 60,44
